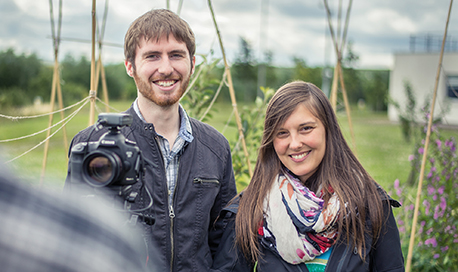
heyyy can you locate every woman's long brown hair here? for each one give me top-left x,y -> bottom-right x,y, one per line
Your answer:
235,81 -> 385,263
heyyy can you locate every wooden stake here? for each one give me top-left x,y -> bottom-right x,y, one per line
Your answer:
405,1 -> 453,270
208,0 -> 253,177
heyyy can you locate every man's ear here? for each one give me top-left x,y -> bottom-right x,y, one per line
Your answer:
125,60 -> 134,77
191,56 -> 196,75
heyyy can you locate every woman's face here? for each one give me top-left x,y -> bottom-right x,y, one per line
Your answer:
273,103 -> 326,184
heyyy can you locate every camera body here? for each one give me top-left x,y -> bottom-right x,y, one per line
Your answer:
69,113 -> 143,188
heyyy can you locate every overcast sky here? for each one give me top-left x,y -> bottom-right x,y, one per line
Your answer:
1,0 -> 457,69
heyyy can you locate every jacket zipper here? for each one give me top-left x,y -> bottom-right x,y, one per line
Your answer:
193,178 -> 220,185
155,135 -> 177,272
169,204 -> 175,272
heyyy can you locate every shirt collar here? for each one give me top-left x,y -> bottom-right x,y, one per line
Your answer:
133,98 -> 193,143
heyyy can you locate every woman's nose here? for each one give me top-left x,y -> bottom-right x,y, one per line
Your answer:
289,134 -> 303,150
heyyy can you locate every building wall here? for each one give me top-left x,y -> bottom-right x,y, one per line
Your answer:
388,52 -> 458,125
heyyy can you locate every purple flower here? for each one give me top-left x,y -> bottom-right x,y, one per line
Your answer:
427,185 -> 435,195
427,171 -> 433,179
433,254 -> 440,259
399,226 -> 406,233
426,228 -> 433,236
418,147 -> 424,154
438,186 -> 444,195
433,206 -> 440,219
423,200 -> 430,215
394,179 -> 400,189
441,246 -> 449,252
408,155 -> 415,161
431,166 -> 437,172
425,237 -> 437,247
436,139 -> 442,149
440,197 -> 447,211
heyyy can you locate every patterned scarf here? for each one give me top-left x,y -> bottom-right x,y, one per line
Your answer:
260,172 -> 339,264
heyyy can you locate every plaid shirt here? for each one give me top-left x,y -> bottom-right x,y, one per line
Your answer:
134,100 -> 194,206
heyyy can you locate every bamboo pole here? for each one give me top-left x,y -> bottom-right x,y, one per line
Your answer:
96,0 -> 110,112
89,0 -> 97,125
207,0 -> 253,177
329,62 -> 339,109
41,0 -> 67,186
405,1 -> 453,270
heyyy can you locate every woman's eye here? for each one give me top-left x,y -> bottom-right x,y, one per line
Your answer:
301,126 -> 313,132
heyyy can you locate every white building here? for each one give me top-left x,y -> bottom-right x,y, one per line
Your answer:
388,52 -> 458,126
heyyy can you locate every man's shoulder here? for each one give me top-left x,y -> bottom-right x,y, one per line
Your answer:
189,118 -> 229,146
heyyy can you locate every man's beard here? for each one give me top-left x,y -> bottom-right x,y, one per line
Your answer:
133,71 -> 191,107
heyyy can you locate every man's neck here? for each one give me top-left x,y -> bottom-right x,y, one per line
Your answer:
137,97 -> 180,146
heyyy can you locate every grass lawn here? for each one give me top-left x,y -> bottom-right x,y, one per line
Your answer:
1,100 -> 455,194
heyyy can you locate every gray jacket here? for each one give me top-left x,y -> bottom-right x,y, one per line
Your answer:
65,105 -> 237,272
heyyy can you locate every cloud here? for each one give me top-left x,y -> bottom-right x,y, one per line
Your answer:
1,0 -> 457,69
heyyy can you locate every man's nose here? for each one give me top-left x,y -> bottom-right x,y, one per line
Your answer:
158,57 -> 174,76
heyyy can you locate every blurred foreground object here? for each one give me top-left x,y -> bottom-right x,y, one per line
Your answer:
0,161 -> 150,272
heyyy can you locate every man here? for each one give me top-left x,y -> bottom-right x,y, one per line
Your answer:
65,9 -> 237,272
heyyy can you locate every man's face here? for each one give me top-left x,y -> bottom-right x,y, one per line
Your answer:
125,35 -> 195,107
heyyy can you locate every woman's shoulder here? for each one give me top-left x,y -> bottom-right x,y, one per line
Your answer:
376,184 -> 401,208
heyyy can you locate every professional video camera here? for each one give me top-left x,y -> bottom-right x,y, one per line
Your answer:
69,113 -> 152,223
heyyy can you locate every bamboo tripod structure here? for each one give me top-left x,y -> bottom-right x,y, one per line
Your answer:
41,0 -> 111,185
40,0 -> 68,186
323,0 -> 357,154
405,1 -> 453,270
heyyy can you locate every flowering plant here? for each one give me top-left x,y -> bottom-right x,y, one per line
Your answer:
393,110 -> 457,271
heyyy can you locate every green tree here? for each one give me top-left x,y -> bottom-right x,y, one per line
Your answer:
291,57 -> 322,87
341,41 -> 363,104
0,48 -> 44,108
363,70 -> 389,111
232,36 -> 258,103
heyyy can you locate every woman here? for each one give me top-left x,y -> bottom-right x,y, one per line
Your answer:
211,81 -> 404,272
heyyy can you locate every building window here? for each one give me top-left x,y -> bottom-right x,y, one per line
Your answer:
447,75 -> 458,99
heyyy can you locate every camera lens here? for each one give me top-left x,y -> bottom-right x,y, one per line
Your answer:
83,151 -> 122,187
87,156 -> 113,184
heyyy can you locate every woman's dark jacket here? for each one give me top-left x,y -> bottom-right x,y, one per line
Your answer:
211,187 -> 405,272
64,105 -> 237,272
